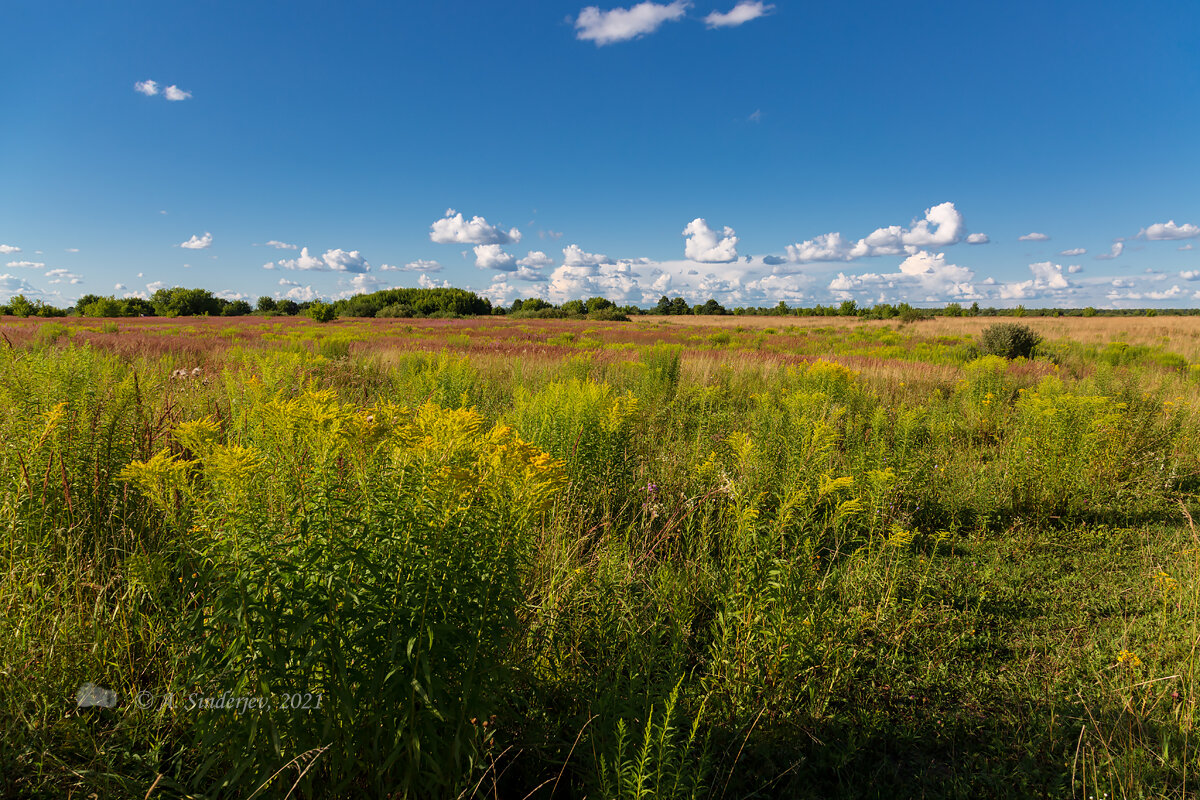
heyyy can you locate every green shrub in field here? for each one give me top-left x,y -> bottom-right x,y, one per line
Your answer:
639,343 -> 682,397
307,301 -> 337,322
121,391 -> 564,797
978,322 -> 1041,359
512,378 -> 638,519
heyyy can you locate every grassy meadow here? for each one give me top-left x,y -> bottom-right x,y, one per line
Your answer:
5,312 -> 1200,798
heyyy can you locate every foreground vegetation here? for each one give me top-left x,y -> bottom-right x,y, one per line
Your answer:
4,314 -> 1200,798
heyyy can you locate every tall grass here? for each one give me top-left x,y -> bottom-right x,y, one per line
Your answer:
3,327 -> 1200,797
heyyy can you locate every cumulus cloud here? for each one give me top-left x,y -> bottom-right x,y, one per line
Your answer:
966,233 -> 989,244
430,209 -> 520,245
517,251 -> 556,270
827,250 -> 977,302
1068,264 -> 1084,274
704,1 -> 773,28
280,285 -> 319,302
784,202 -> 966,265
1060,247 -> 1087,256
6,260 -> 45,269
474,244 -> 517,271
682,218 -> 739,263
1180,271 -> 1200,281
278,278 -> 299,287
261,240 -> 297,250
1139,220 -> 1200,240
1180,244 -> 1194,251
179,232 -> 212,250
114,283 -> 127,291
547,260 -> 645,304
273,247 -> 326,271
575,0 -> 689,45
419,274 -> 451,289
1096,241 -> 1124,260
134,80 -> 159,96
381,259 -> 442,273
146,281 -> 167,293
321,248 -> 370,273
0,244 -> 20,255
1018,232 -> 1050,241
0,274 -> 41,298
268,247 -> 370,272
563,243 -> 611,267
44,268 -> 83,285
163,85 -> 192,101
1028,261 -> 1070,290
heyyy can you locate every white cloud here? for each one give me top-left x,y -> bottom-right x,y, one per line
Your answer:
1139,220 -> 1200,241
337,274 -> 390,297
1096,241 -> 1124,260
517,250 -> 556,270
163,85 -> 192,101
539,229 -> 564,240
114,283 -> 127,291
966,233 -> 989,244
0,274 -> 40,299
179,232 -> 212,250
683,218 -> 739,263
1180,271 -> 1200,281
1068,264 -> 1084,274
390,259 -> 442,273
281,285 -> 319,302
704,1 -> 773,28
44,268 -> 84,285
6,260 -> 45,269
784,202 -> 966,265
825,250 -> 977,303
563,243 -> 611,267
321,248 -> 370,273
575,1 -> 689,45
278,278 -> 299,287
146,281 -> 167,293
1018,232 -> 1050,241
430,209 -> 520,244
1060,247 -> 1087,256
1028,261 -> 1070,290
262,240 -> 297,250
514,266 -> 546,281
474,244 -> 517,271
274,247 -> 326,271
134,79 -> 159,96
0,245 -> 22,254
65,248 -> 79,253
419,274 -> 451,289
1180,244 -> 1194,251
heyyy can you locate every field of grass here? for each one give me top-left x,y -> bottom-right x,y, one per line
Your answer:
4,313 -> 1200,798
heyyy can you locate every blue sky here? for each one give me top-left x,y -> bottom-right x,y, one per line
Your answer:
3,0 -> 1199,309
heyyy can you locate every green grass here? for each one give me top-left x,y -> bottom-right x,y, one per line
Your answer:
2,328 -> 1199,798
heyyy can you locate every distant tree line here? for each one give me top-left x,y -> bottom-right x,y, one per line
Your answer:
4,286 -> 1200,320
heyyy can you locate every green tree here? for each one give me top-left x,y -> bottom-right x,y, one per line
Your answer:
256,296 -> 277,312
308,301 -> 337,323
9,294 -> 36,317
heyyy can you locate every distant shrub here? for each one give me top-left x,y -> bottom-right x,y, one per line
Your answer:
35,322 -> 70,347
978,322 -> 1041,359
589,308 -> 630,321
308,301 -> 337,323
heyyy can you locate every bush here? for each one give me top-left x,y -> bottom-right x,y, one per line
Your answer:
978,322 -> 1042,359
307,301 -> 337,323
